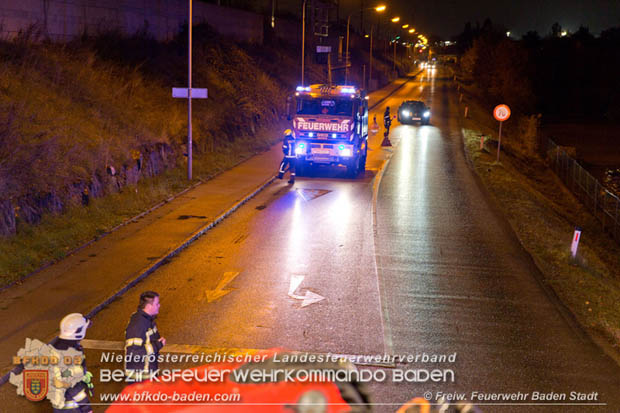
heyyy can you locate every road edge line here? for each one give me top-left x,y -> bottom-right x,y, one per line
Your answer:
85,175 -> 277,320
371,153 -> 397,357
369,70 -> 423,111
0,175 -> 276,387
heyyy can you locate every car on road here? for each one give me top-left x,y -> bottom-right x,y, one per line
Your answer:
397,101 -> 431,125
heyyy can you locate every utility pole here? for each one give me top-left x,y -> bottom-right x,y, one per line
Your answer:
187,0 -> 193,180
369,24 -> 373,90
301,0 -> 306,86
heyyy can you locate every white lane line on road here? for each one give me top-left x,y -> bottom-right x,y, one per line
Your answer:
81,339 -> 396,367
372,156 -> 395,358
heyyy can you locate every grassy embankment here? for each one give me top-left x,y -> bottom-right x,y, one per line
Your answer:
0,25 -> 400,287
457,82 -> 620,351
0,26 -> 299,286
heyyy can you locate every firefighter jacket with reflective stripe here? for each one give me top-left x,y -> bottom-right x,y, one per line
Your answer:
282,137 -> 296,158
124,309 -> 163,379
384,112 -> 392,128
50,338 -> 91,413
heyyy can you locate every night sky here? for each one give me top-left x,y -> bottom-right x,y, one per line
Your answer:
280,0 -> 620,39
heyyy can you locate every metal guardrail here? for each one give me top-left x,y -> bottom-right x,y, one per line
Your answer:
547,139 -> 620,241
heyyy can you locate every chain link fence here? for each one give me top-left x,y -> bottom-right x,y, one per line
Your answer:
547,139 -> 620,242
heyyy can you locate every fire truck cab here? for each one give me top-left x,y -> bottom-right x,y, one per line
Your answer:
291,84 -> 369,178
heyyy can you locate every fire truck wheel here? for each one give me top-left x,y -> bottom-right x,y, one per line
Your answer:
359,155 -> 366,175
346,158 -> 360,178
296,162 -> 307,177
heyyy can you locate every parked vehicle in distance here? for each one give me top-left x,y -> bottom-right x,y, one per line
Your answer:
397,100 -> 431,125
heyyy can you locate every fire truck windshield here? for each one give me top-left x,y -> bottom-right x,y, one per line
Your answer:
297,98 -> 354,116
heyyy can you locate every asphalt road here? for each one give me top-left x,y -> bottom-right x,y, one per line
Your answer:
370,67 -> 620,412
4,68 -> 619,412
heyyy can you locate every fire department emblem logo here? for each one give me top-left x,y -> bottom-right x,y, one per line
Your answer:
23,370 -> 48,402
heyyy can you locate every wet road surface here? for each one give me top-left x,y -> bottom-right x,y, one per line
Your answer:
5,68 -> 618,412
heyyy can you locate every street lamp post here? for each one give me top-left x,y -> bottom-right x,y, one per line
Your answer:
301,0 -> 307,86
345,5 -> 385,85
369,25 -> 373,90
393,40 -> 396,73
187,0 -> 193,180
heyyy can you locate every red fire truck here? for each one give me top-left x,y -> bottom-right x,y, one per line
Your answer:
291,84 -> 369,178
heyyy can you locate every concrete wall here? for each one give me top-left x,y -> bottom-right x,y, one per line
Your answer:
0,0 -> 264,43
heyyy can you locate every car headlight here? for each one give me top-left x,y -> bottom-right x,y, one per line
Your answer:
423,111 -> 430,118
401,110 -> 410,117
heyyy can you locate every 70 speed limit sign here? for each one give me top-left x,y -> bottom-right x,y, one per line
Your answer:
493,104 -> 511,122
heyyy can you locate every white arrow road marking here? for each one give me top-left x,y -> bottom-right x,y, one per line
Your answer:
205,271 -> 239,302
289,275 -> 305,296
288,274 -> 325,307
301,290 -> 325,307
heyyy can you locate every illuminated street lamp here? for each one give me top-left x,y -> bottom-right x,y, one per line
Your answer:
408,28 -> 415,33
391,16 -> 400,23
402,24 -> 409,29
345,5 -> 386,84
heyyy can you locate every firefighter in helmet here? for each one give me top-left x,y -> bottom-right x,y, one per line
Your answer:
277,129 -> 296,184
51,313 -> 93,413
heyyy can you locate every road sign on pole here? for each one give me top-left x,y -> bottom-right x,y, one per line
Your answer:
493,104 -> 511,121
172,88 -> 208,99
493,104 -> 511,162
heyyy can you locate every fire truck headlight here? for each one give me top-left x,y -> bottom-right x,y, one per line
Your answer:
296,143 -> 306,155
423,111 -> 430,118
339,145 -> 352,157
402,110 -> 410,117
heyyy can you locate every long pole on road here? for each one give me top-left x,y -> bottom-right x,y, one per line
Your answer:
345,14 -> 351,84
369,25 -> 373,90
187,0 -> 193,180
301,0 -> 306,86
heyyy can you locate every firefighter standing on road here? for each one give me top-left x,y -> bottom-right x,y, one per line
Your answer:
124,291 -> 166,381
277,129 -> 296,184
51,313 -> 93,413
383,106 -> 392,136
382,107 -> 393,146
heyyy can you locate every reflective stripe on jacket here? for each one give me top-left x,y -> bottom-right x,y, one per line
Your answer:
124,309 -> 162,377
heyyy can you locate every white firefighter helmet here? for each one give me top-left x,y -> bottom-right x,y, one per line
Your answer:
59,313 -> 91,340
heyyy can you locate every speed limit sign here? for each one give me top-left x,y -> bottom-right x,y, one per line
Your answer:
493,104 -> 511,162
493,104 -> 511,122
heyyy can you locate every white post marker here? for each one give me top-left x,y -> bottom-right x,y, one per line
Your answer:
493,104 -> 511,162
172,86 -> 208,180
571,227 -> 582,259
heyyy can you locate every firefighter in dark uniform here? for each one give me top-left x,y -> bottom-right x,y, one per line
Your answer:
277,129 -> 296,184
51,313 -> 93,413
124,291 -> 166,381
383,106 -> 392,137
